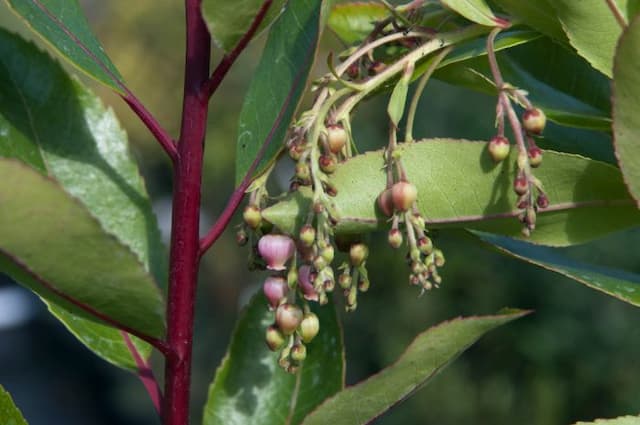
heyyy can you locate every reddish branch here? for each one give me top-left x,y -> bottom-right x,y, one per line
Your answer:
122,94 -> 178,161
122,331 -> 164,415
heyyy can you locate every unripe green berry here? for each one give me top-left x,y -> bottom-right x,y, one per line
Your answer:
265,325 -> 286,351
327,124 -> 348,154
276,303 -> 303,335
528,146 -> 543,168
290,343 -> 307,362
313,255 -> 327,271
295,162 -> 310,180
522,108 -> 546,135
321,245 -> 335,263
299,225 -> 316,247
319,154 -> 337,174
243,205 -> 262,229
349,243 -> 369,267
514,175 -> 528,196
388,228 -> 403,249
391,181 -> 418,211
299,313 -> 320,343
488,136 -> 510,162
417,236 -> 433,255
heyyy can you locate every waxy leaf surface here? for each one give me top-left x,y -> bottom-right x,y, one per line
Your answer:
327,2 -> 388,44
203,0 -> 286,52
490,0 -> 568,44
300,311 -> 528,425
0,385 -> 28,425
203,293 -> 344,425
235,0 -> 329,185
263,140 -> 640,246
4,0 -> 124,92
613,15 -> 640,206
0,30 -> 164,368
440,0 -> 500,27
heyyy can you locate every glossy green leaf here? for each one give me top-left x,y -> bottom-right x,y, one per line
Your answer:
262,139 -> 640,246
387,76 -> 408,126
0,385 -> 28,425
0,30 -> 165,367
551,0 -> 627,77
613,15 -> 640,207
203,0 -> 287,52
4,0 -> 124,92
0,159 -> 165,337
575,416 -> 640,425
301,310 -> 528,425
203,293 -> 344,425
328,2 -> 388,44
440,0 -> 501,27
474,232 -> 640,308
235,0 -> 330,185
490,0 -> 568,44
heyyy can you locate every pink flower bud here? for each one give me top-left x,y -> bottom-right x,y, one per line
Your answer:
258,234 -> 295,271
263,276 -> 288,308
297,265 -> 319,301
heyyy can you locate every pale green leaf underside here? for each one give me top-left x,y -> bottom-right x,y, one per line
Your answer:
202,0 -> 286,52
441,0 -> 500,26
613,14 -> 640,207
574,416 -> 640,425
4,0 -> 123,92
300,311 -> 528,425
475,232 -> 640,308
203,293 -> 344,425
327,2 -> 388,44
0,385 -> 28,425
263,139 -> 639,247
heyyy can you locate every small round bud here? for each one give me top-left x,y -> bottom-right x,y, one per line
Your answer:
299,225 -> 316,247
327,124 -> 348,154
522,108 -> 546,135
514,175 -> 528,196
290,343 -> 307,362
410,214 -> 425,231
391,181 -> 418,212
313,255 -> 327,271
488,136 -> 510,162
265,325 -> 286,351
536,193 -> 549,209
319,154 -> 337,174
417,236 -> 433,255
263,276 -> 288,309
349,243 -> 369,267
528,146 -> 543,168
377,188 -> 394,217
258,234 -> 296,271
288,144 -> 304,161
299,313 -> 320,343
358,276 -> 370,292
321,245 -> 335,264
388,228 -> 403,249
236,229 -> 248,246
338,273 -> 352,289
243,205 -> 262,229
434,249 -> 445,267
295,162 -> 310,180
276,303 -> 303,335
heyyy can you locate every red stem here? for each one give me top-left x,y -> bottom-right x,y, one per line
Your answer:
202,0 -> 273,99
162,1 -> 210,424
122,331 -> 163,415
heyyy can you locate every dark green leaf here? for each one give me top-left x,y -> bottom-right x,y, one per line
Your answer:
327,2 -> 389,44
474,232 -> 640,308
202,0 -> 287,52
0,158 -> 165,338
551,0 -> 627,77
203,293 -> 344,425
300,310 -> 528,425
0,30 -> 165,367
235,0 -> 330,185
0,385 -> 28,425
490,0 -> 568,44
262,139 -> 640,246
4,0 -> 124,92
574,417 -> 640,425
629,1 -> 640,19
613,14 -> 640,206
440,0 -> 501,27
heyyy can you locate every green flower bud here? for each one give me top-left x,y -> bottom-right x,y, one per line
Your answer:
388,229 -> 403,248
349,243 -> 369,267
488,136 -> 510,162
327,124 -> 348,154
299,313 -> 320,343
522,107 -> 546,135
299,225 -> 316,247
276,303 -> 303,335
243,205 -> 262,229
528,146 -> 543,168
265,325 -> 286,351
290,343 -> 307,362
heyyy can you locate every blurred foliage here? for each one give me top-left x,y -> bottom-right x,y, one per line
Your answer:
0,1 -> 639,425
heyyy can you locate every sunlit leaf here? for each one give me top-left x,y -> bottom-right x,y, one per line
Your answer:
0,385 -> 28,425
574,416 -> 640,425
441,0 -> 502,27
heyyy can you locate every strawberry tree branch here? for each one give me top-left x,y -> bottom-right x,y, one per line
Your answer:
122,331 -> 163,415
202,0 -> 274,99
605,0 -> 628,29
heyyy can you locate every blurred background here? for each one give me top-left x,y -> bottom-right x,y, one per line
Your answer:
1,1 -> 639,424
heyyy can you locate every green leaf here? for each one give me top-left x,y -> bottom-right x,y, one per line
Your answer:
574,416 -> 640,425
203,293 -> 344,425
4,0 -> 124,92
300,310 -> 528,425
613,14 -> 640,207
262,139 -> 640,246
202,0 -> 287,52
440,0 -> 502,27
0,385 -> 28,425
327,2 -> 389,44
387,76 -> 408,126
0,30 -> 165,367
551,0 -> 627,77
630,1 -> 640,18
490,0 -> 569,44
474,232 -> 640,308
0,159 -> 165,338
235,0 -> 330,185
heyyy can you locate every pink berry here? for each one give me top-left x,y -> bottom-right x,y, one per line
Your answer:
276,303 -> 303,335
514,175 -> 528,196
263,276 -> 288,308
258,234 -> 295,271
